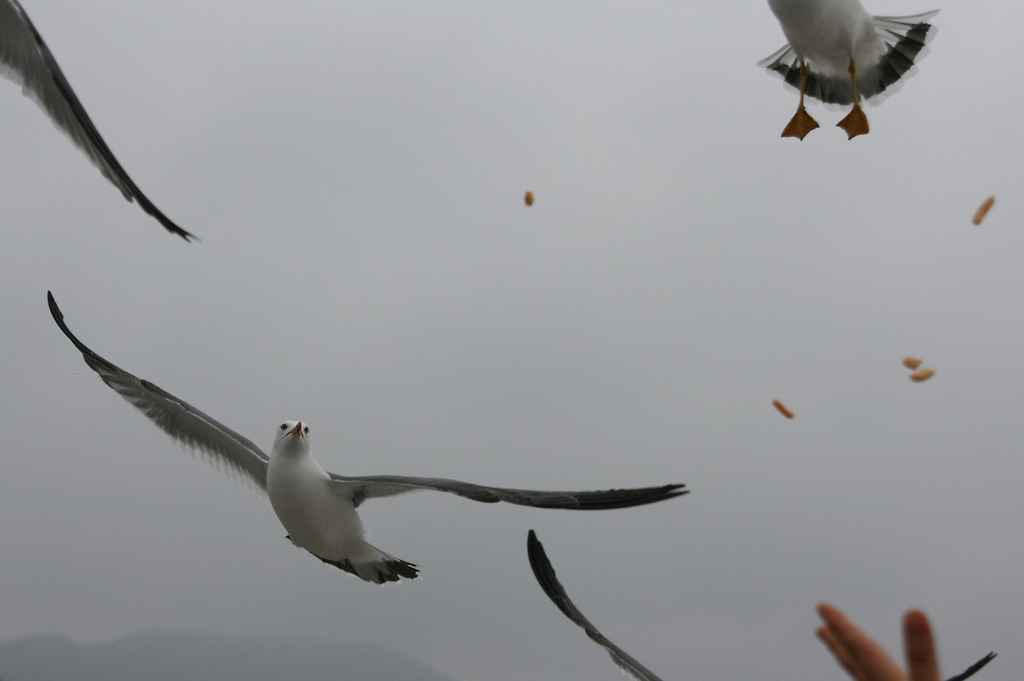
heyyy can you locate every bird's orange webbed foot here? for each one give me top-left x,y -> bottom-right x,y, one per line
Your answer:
781,105 -> 820,140
836,104 -> 869,139
837,58 -> 869,139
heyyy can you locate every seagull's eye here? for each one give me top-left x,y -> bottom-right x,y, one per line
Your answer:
303,426 -> 309,434
279,424 -> 287,431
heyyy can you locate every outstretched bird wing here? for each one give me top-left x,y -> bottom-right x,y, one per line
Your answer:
330,473 -> 686,510
1,0 -> 194,240
48,292 -> 268,493
527,530 -> 665,681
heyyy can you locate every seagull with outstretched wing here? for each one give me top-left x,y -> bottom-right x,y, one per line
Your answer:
47,292 -> 685,584
1,0 -> 194,240
527,531 -> 994,681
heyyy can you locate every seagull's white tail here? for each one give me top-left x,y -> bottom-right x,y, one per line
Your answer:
759,11 -> 939,105
310,539 -> 420,585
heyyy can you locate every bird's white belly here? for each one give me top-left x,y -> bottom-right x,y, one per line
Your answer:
266,461 -> 364,560
769,0 -> 880,75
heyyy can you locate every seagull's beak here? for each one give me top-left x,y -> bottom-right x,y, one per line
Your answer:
288,422 -> 304,438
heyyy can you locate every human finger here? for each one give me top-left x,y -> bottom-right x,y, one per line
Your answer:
903,610 -> 941,681
817,624 -> 860,679
818,603 -> 906,681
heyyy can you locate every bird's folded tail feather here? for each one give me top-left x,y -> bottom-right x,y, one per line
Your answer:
306,538 -> 420,584
758,11 -> 938,106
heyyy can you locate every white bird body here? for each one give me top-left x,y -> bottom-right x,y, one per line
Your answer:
767,0 -> 878,79
267,421 -> 415,583
267,422 -> 358,556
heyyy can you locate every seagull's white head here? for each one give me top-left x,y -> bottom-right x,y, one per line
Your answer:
274,420 -> 311,453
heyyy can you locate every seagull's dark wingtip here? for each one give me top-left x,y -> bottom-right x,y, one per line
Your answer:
526,529 -> 555,590
48,291 -> 72,339
946,651 -> 997,681
159,216 -> 198,243
648,483 -> 688,503
578,483 -> 688,510
130,183 -> 198,242
47,291 -> 70,337
641,483 -> 689,503
577,483 -> 688,509
171,223 -> 200,243
47,291 -> 94,358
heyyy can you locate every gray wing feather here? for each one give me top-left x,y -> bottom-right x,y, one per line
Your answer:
527,530 -> 665,681
48,292 -> 268,494
329,473 -> 686,510
0,0 -> 194,240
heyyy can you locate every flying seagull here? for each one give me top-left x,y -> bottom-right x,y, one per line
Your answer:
527,531 -> 995,681
759,0 -> 938,139
47,292 -> 686,584
1,0 -> 194,240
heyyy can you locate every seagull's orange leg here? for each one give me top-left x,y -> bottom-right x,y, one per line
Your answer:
836,58 -> 870,139
781,61 -> 819,140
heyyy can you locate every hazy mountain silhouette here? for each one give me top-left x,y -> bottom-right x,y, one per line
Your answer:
0,630 -> 459,681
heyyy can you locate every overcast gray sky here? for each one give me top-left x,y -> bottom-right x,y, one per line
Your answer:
2,1 -> 1023,680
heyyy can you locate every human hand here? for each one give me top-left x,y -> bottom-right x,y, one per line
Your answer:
816,603 -> 938,681
815,603 -> 995,681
